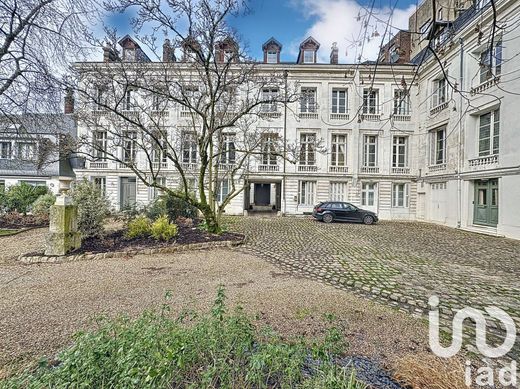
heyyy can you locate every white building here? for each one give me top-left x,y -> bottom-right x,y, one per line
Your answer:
73,0 -> 520,240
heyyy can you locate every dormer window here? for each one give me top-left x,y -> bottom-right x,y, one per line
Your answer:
303,50 -> 314,63
224,50 -> 235,62
124,48 -> 136,61
267,51 -> 278,64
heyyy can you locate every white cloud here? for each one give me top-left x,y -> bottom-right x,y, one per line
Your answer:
290,0 -> 416,64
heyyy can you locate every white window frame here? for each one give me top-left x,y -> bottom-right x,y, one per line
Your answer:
362,135 -> 378,167
300,87 -> 317,113
478,109 -> 500,157
92,176 -> 106,195
331,89 -> 348,114
181,131 -> 198,164
266,50 -> 278,64
216,179 -> 230,203
298,180 -> 316,205
0,141 -> 12,159
122,131 -> 137,163
220,133 -> 236,164
362,89 -> 379,114
330,133 -> 347,167
392,183 -> 409,208
93,130 -> 107,160
432,77 -> 447,108
430,127 -> 446,165
261,88 -> 279,112
299,133 -> 316,166
17,142 -> 36,160
261,133 -> 278,165
393,89 -> 410,115
361,182 -> 376,206
329,181 -> 347,202
392,136 -> 408,168
303,50 -> 315,63
479,40 -> 503,83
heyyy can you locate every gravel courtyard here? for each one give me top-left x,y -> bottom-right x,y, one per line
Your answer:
225,217 -> 520,356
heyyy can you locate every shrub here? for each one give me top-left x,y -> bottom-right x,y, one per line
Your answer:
126,215 -> 152,239
146,191 -> 198,222
150,215 -> 178,241
70,179 -> 110,238
4,183 -> 48,214
1,288 -> 366,389
31,193 -> 56,218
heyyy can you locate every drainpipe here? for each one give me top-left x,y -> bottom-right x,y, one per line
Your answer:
457,37 -> 464,228
282,69 -> 288,215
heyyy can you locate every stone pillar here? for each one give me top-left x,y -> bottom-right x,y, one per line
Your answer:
45,194 -> 81,256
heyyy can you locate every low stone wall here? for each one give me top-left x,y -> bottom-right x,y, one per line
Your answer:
19,239 -> 243,264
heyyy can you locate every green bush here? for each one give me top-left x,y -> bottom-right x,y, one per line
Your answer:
4,183 -> 48,214
146,191 -> 198,222
150,215 -> 178,241
0,288 -> 366,389
31,193 -> 56,218
126,215 -> 152,239
70,179 -> 110,238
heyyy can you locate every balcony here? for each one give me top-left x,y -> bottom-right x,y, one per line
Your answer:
393,114 -> 411,122
360,113 -> 381,122
152,162 -> 168,170
468,155 -> 498,170
118,162 -> 133,169
89,161 -> 108,169
471,77 -> 500,96
181,162 -> 198,171
217,163 -> 236,171
430,102 -> 448,116
298,112 -> 318,120
151,110 -> 169,117
391,167 -> 411,175
297,164 -> 318,172
180,110 -> 193,118
258,164 -> 280,172
329,113 -> 349,121
429,163 -> 447,173
360,166 -> 379,174
329,165 -> 349,173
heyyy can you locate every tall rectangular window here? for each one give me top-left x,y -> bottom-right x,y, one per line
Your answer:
392,136 -> 408,168
362,89 -> 379,114
331,89 -> 347,113
299,133 -> 316,165
96,88 -> 107,111
480,41 -> 503,83
392,183 -> 409,207
93,130 -> 107,160
266,51 -> 277,63
361,183 -> 376,206
329,181 -> 347,202
0,142 -> 11,159
363,135 -> 378,167
152,134 -> 168,164
93,176 -> 106,195
432,78 -> 447,107
478,109 -> 500,156
216,179 -> 229,203
17,142 -> 35,160
220,133 -> 236,164
261,88 -> 279,112
181,132 -> 197,164
122,131 -> 137,163
300,88 -> 317,113
125,89 -> 135,111
430,127 -> 446,165
393,90 -> 410,115
303,50 -> 314,63
261,133 -> 278,165
298,181 -> 316,205
331,134 -> 347,166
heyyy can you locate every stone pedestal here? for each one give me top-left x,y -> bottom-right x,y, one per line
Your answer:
45,194 -> 81,256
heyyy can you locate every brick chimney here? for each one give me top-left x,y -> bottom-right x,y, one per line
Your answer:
103,44 -> 118,62
64,88 -> 74,114
162,39 -> 176,62
330,42 -> 339,65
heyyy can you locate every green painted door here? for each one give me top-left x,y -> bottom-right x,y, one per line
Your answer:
473,179 -> 498,226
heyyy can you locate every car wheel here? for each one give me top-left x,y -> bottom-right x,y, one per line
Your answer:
363,215 -> 374,225
323,213 -> 334,223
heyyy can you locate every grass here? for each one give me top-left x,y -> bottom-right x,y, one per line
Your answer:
0,229 -> 21,237
0,287 -> 367,389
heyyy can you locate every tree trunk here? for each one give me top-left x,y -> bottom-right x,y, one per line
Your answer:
199,202 -> 220,234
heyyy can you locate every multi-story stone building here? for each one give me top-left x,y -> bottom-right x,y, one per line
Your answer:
73,0 -> 520,239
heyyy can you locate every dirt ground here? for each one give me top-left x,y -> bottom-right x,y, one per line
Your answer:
0,247 -> 429,377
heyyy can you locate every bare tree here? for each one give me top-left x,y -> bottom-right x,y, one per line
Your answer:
71,0 -> 303,232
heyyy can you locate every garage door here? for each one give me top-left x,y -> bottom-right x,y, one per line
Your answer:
429,182 -> 447,223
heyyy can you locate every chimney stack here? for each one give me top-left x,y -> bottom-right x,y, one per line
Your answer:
103,44 -> 118,62
64,88 -> 74,114
162,39 -> 176,62
330,42 -> 339,65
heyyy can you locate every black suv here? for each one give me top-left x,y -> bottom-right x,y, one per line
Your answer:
312,201 -> 378,225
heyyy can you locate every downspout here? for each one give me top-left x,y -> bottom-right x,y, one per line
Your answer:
282,69 -> 288,215
457,37 -> 464,228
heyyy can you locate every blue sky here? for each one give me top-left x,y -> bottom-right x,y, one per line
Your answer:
104,0 -> 418,63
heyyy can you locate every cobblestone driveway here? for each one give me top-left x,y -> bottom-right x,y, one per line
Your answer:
226,217 -> 520,358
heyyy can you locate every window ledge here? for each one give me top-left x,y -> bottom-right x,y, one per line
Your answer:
393,114 -> 411,122
471,77 -> 500,96
430,102 -> 448,116
329,113 -> 349,121
299,112 -> 319,120
329,166 -> 349,173
468,155 -> 498,169
428,163 -> 447,173
360,166 -> 379,174
297,165 -> 318,172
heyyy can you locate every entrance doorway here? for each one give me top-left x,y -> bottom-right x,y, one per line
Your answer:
120,177 -> 137,210
244,181 -> 281,212
473,179 -> 498,226
254,183 -> 271,206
